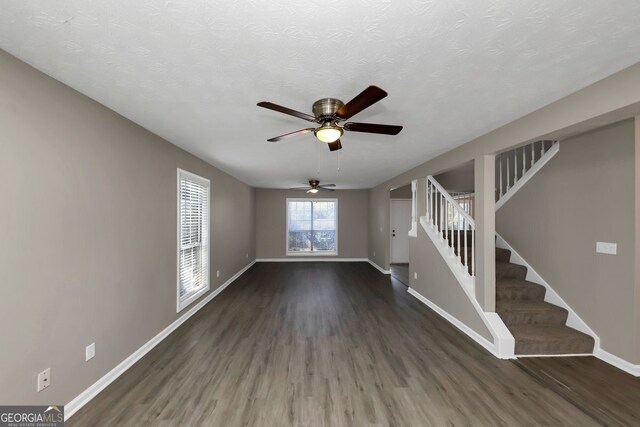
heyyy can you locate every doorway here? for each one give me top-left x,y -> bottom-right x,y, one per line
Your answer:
389,184 -> 412,286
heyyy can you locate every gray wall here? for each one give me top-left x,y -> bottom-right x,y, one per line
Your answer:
255,189 -> 368,259
0,50 -> 256,405
410,224 -> 493,342
496,120 -> 637,362
434,161 -> 475,192
390,184 -> 412,199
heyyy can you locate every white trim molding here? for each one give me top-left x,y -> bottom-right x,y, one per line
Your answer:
408,287 -> 495,355
595,348 -> 640,377
367,259 -> 391,274
257,258 -> 367,263
65,260 -> 256,421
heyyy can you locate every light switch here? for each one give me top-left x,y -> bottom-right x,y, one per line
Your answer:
86,343 -> 95,361
596,242 -> 617,255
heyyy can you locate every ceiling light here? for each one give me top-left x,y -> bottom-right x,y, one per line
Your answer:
314,123 -> 343,143
307,188 -> 319,194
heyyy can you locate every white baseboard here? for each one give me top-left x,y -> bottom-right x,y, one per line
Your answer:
595,347 -> 640,377
517,353 -> 592,358
64,260 -> 256,421
367,259 -> 390,274
407,287 -> 497,356
419,217 -> 515,359
256,258 -> 368,263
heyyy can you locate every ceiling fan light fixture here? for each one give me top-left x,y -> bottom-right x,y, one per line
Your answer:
307,188 -> 319,194
314,123 -> 343,143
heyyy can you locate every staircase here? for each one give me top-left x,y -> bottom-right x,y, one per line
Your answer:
495,247 -> 594,355
425,138 -> 597,356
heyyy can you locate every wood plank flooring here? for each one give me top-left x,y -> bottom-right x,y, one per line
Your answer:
68,262 -> 640,426
390,263 -> 409,286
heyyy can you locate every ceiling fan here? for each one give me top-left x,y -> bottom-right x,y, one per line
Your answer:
290,180 -> 335,194
257,85 -> 403,152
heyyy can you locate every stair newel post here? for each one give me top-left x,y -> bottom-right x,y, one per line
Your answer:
426,180 -> 430,224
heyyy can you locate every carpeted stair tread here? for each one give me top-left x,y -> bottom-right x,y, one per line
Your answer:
495,248 -> 511,262
496,262 -> 528,280
497,300 -> 568,325
496,278 -> 546,302
508,324 -> 595,355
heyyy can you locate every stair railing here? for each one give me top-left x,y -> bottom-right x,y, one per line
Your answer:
426,176 -> 475,277
450,191 -> 475,218
496,140 -> 559,209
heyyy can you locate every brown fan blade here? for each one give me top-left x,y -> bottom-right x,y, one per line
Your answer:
267,128 -> 315,142
318,187 -> 335,191
257,102 -> 316,122
343,122 -> 403,135
335,86 -> 388,120
327,139 -> 342,151
320,184 -> 336,187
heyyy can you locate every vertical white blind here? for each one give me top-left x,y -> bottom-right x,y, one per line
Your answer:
178,170 -> 209,308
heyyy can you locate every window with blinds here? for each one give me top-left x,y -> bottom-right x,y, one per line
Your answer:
177,169 -> 210,312
286,199 -> 338,255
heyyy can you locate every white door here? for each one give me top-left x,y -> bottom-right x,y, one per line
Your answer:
390,200 -> 411,263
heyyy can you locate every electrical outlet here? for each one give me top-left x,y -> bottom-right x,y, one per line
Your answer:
37,368 -> 50,392
86,343 -> 95,361
414,272 -> 417,280
216,270 -> 220,278
246,253 -> 249,259
373,251 -> 376,257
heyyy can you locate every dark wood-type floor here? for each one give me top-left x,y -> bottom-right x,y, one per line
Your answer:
68,262 -> 640,426
390,263 -> 409,286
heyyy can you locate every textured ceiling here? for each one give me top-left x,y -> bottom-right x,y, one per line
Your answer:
2,1 -> 640,188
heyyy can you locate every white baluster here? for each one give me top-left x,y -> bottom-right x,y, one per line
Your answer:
457,216 -> 461,262
471,228 -> 475,277
427,181 -> 431,224
499,155 -> 503,198
506,155 -> 511,190
521,146 -> 525,178
530,142 -> 534,169
444,197 -> 448,246
539,140 -> 543,158
463,219 -> 467,271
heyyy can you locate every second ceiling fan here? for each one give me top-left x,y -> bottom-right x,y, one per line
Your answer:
257,85 -> 403,152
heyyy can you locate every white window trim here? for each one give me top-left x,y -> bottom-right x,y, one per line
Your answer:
176,168 -> 211,312
286,198 -> 338,256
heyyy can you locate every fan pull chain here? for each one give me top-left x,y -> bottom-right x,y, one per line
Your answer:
337,148 -> 341,172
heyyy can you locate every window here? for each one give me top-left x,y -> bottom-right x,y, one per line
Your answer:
177,169 -> 210,312
286,199 -> 338,255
